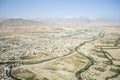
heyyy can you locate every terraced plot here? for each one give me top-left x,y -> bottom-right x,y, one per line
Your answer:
77,33 -> 120,80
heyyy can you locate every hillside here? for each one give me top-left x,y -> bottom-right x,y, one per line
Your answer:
0,18 -> 46,27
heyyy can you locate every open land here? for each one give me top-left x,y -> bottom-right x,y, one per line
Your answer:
0,19 -> 120,80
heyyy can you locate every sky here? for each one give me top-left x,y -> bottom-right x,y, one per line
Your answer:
0,0 -> 120,19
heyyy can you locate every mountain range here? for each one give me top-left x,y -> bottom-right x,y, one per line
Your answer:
0,17 -> 120,27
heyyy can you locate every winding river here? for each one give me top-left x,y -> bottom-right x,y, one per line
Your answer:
0,30 -> 104,80
75,32 -> 104,80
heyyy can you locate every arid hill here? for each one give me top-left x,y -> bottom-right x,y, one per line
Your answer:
0,18 -> 46,27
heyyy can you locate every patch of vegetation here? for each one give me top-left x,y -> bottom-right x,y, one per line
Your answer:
97,54 -> 106,58
26,76 -> 35,80
43,77 -> 49,80
66,54 -> 88,67
105,41 -> 114,44
110,68 -> 119,73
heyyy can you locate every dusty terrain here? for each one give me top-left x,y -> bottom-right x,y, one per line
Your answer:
0,19 -> 120,80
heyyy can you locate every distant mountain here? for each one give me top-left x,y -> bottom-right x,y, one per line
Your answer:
0,17 -> 7,22
93,17 -> 115,23
0,17 -> 119,27
62,17 -> 91,24
34,17 -> 120,25
35,17 -> 91,25
0,18 -> 46,27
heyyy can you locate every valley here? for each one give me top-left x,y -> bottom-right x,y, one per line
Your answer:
0,19 -> 120,80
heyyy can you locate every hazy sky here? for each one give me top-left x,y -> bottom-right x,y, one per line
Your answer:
0,0 -> 120,19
